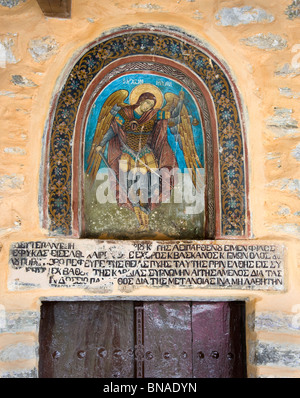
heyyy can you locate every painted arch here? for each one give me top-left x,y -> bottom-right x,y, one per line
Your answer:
41,26 -> 250,239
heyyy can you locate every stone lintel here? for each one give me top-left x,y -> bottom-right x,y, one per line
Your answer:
8,239 -> 286,292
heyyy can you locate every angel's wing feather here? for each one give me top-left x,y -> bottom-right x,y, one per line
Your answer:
163,92 -> 203,191
86,89 -> 129,185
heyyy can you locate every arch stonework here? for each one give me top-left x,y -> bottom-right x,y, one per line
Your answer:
41,26 -> 250,239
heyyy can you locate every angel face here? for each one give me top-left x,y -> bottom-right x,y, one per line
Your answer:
139,99 -> 155,113
134,92 -> 157,115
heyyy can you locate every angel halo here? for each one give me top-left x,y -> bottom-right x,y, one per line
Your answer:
129,83 -> 164,109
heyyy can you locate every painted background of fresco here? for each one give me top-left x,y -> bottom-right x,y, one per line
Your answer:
83,73 -> 206,239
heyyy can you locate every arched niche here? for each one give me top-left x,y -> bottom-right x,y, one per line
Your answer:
41,26 -> 250,240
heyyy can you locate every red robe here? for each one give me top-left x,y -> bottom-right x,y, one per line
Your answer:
107,106 -> 177,211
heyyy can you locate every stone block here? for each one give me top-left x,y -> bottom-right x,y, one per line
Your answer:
251,341 -> 300,369
248,312 -> 300,334
275,63 -> 300,77
279,87 -> 300,99
292,144 -> 300,161
267,178 -> 300,198
132,3 -> 163,11
0,0 -> 26,7
216,6 -> 274,26
0,342 -> 36,362
0,368 -> 37,378
241,33 -> 287,51
0,33 -> 19,66
0,174 -> 24,191
11,75 -> 37,87
3,147 -> 26,155
266,108 -> 299,137
285,0 -> 300,20
28,36 -> 58,63
0,311 -> 39,334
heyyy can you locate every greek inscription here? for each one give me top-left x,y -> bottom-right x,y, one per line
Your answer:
8,240 -> 285,291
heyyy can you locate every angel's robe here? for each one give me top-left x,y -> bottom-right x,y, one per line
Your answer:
103,105 -> 178,211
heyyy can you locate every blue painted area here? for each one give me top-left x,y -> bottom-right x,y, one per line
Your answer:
84,73 -> 204,172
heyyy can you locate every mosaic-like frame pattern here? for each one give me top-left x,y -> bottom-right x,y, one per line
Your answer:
44,27 -> 248,237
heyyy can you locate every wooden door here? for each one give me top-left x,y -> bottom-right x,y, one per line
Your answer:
39,301 -> 246,378
39,301 -> 135,378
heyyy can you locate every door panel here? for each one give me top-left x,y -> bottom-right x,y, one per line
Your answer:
192,302 -> 247,378
142,302 -> 192,378
39,301 -> 135,378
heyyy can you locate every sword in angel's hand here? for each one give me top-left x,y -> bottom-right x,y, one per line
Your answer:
95,146 -> 108,168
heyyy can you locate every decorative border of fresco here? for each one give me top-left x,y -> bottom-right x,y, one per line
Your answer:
43,26 -> 249,238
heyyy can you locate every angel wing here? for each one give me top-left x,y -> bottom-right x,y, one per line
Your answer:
163,92 -> 204,191
86,89 -> 129,186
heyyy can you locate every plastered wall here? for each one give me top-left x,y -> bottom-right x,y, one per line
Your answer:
0,0 -> 299,378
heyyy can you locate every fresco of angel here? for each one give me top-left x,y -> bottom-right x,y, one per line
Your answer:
86,82 -> 203,233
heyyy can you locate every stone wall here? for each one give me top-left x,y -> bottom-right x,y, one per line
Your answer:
0,0 -> 299,378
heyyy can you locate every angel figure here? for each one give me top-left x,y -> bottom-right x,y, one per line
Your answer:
86,83 -> 202,232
